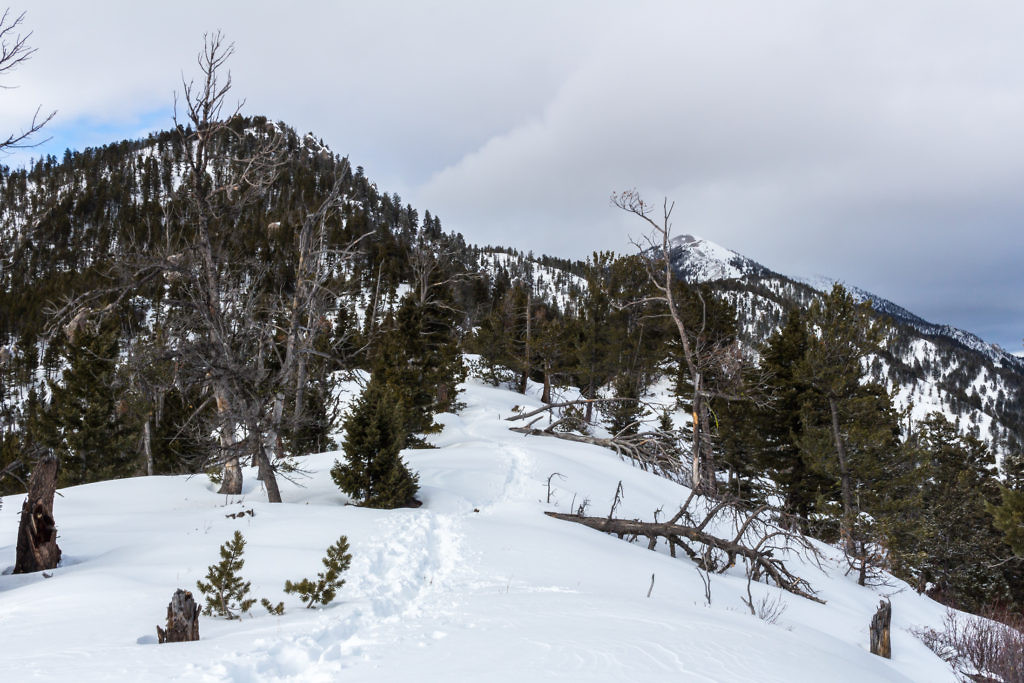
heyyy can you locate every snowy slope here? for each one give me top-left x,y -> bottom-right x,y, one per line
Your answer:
667,234 -> 770,284
1,380 -> 956,682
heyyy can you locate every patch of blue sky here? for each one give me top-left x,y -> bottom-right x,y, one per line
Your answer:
1,107 -> 172,170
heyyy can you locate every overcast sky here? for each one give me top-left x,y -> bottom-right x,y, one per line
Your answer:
2,1 -> 1022,351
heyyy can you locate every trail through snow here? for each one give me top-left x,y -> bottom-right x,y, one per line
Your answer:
1,379 -> 959,681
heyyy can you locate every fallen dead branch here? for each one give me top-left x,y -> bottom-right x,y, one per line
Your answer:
544,500 -> 825,604
507,399 -> 689,483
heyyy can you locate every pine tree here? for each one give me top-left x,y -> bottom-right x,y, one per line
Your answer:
894,415 -> 1009,610
41,321 -> 137,486
372,293 -> 464,438
330,377 -> 419,509
992,486 -> 1024,557
284,535 -> 352,608
793,285 -> 907,583
603,372 -> 644,436
196,531 -> 257,619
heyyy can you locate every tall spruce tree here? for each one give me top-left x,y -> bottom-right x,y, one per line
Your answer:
372,292 -> 464,439
720,309 -> 830,513
794,284 -> 903,583
893,414 -> 1010,610
330,376 -> 419,509
40,322 -> 137,486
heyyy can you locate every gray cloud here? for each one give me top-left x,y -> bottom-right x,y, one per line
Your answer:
2,1 -> 1022,348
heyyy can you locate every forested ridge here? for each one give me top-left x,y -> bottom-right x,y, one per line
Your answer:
1,106 -> 1024,619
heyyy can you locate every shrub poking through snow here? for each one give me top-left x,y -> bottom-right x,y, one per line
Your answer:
284,535 -> 352,608
196,531 -> 257,619
915,607 -> 1024,682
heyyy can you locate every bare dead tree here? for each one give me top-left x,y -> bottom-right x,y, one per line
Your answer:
612,189 -> 753,497
262,170 -> 370,471
46,33 -> 287,499
159,33 -> 288,499
0,9 -> 55,152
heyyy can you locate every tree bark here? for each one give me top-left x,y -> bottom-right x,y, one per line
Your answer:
828,395 -> 854,552
143,418 -> 154,476
156,589 -> 200,643
541,360 -> 551,404
14,455 -> 61,574
219,456 -> 242,495
869,600 -> 891,658
256,442 -> 282,503
216,389 -> 243,495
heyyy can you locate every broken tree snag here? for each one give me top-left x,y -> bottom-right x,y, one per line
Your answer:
13,455 -> 61,574
157,589 -> 201,644
869,600 -> 892,658
219,456 -> 243,496
544,511 -> 824,604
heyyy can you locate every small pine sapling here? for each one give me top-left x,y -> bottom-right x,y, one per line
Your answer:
195,531 -> 257,619
260,598 -> 284,615
284,536 -> 352,608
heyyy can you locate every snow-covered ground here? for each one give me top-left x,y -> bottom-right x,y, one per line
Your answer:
1,379 -> 957,681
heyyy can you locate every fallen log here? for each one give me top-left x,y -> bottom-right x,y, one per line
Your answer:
544,510 -> 824,604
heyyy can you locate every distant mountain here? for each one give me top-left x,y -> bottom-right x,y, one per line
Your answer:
664,233 -> 1024,454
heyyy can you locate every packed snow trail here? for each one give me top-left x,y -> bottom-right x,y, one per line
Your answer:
0,379 -> 957,681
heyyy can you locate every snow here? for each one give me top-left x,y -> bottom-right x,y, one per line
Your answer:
0,378 -> 958,681
668,234 -> 754,283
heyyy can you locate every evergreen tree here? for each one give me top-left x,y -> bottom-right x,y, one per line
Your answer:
573,252 -> 623,422
793,285 -> 903,583
895,415 -> 1009,610
196,531 -> 257,619
330,376 -> 419,509
603,372 -> 645,436
992,485 -> 1024,557
284,535 -> 352,608
40,322 -> 137,486
372,293 -> 464,438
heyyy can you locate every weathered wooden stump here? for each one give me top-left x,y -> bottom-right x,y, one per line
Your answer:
13,455 -> 61,574
156,589 -> 200,643
869,599 -> 892,658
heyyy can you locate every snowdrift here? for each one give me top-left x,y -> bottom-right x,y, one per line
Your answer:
1,379 -> 957,681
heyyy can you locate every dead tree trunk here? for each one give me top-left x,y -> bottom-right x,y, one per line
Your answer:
216,390 -> 243,495
143,418 -> 154,477
14,455 -> 61,574
869,600 -> 892,658
156,589 -> 200,643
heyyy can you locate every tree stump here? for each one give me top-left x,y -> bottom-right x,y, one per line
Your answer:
156,589 -> 200,643
13,455 -> 61,574
869,599 -> 892,658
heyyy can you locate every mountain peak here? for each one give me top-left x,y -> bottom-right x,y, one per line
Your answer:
666,233 -> 768,283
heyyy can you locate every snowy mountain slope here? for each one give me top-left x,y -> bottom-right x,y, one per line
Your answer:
663,234 -> 1024,455
667,234 -> 773,284
0,379 -> 957,681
